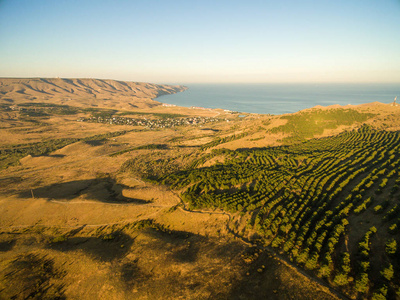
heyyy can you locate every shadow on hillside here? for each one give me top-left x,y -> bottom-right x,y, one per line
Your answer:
18,178 -> 150,204
83,139 -> 105,146
143,227 -> 203,263
43,154 -> 66,158
112,226 -> 249,297
1,253 -> 66,299
119,259 -> 151,290
224,247 -> 339,300
200,128 -> 221,132
47,232 -> 134,262
0,240 -> 15,252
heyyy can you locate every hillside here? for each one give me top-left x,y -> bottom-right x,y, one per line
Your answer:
1,79 -> 400,299
161,125 -> 400,299
0,78 -> 186,110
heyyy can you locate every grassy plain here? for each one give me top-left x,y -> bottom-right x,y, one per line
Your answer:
1,79 -> 399,299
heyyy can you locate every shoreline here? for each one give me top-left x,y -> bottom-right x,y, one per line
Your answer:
157,83 -> 398,115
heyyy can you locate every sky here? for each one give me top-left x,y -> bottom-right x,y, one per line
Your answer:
0,0 -> 399,84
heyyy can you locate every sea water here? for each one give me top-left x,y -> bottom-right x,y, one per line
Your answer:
159,83 -> 400,115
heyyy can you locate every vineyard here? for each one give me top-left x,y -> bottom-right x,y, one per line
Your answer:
161,125 -> 400,299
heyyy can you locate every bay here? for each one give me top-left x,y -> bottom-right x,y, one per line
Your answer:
159,83 -> 400,115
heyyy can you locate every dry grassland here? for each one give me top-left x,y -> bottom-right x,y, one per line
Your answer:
2,79 -> 398,299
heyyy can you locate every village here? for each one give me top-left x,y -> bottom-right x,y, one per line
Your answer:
77,115 -> 224,129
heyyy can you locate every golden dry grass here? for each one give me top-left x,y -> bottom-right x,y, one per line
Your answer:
2,79 -> 398,299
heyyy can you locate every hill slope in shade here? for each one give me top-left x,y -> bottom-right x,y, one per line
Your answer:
0,78 -> 186,110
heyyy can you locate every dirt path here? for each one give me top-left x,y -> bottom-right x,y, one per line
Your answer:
172,190 -> 347,300
48,199 -> 171,208
0,205 -> 169,231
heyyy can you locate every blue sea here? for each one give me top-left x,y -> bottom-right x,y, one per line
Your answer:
159,83 -> 399,115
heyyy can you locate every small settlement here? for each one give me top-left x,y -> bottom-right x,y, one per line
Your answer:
77,115 -> 223,129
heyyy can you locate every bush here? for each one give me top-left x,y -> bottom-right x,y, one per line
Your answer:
372,285 -> 388,300
333,273 -> 349,286
385,239 -> 397,255
355,273 -> 369,293
317,265 -> 331,278
381,264 -> 394,281
50,235 -> 68,243
374,205 -> 383,214
101,234 -> 115,241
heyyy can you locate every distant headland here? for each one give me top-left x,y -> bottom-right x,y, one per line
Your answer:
0,78 -> 187,110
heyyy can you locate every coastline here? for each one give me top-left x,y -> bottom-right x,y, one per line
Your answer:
157,83 -> 399,115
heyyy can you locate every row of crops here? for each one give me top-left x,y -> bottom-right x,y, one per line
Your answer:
161,125 -> 400,299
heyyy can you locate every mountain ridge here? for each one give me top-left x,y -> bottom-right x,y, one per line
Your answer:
0,77 -> 187,110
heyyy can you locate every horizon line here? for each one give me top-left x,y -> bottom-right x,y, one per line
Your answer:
0,76 -> 399,86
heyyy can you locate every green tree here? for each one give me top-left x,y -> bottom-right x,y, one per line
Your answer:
381,264 -> 394,281
341,252 -> 351,274
317,265 -> 331,278
304,253 -> 319,270
355,273 -> 369,293
385,238 -> 397,255
372,285 -> 388,300
333,273 -> 349,286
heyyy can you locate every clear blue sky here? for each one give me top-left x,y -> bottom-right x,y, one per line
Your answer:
0,0 -> 399,84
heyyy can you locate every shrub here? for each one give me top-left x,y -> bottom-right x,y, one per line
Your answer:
333,273 -> 349,286
385,239 -> 397,255
317,265 -> 331,278
374,205 -> 383,214
381,264 -> 394,281
50,235 -> 68,243
372,285 -> 388,300
355,273 -> 369,293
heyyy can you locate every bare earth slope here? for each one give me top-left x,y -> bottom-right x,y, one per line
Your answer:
0,78 -> 186,110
